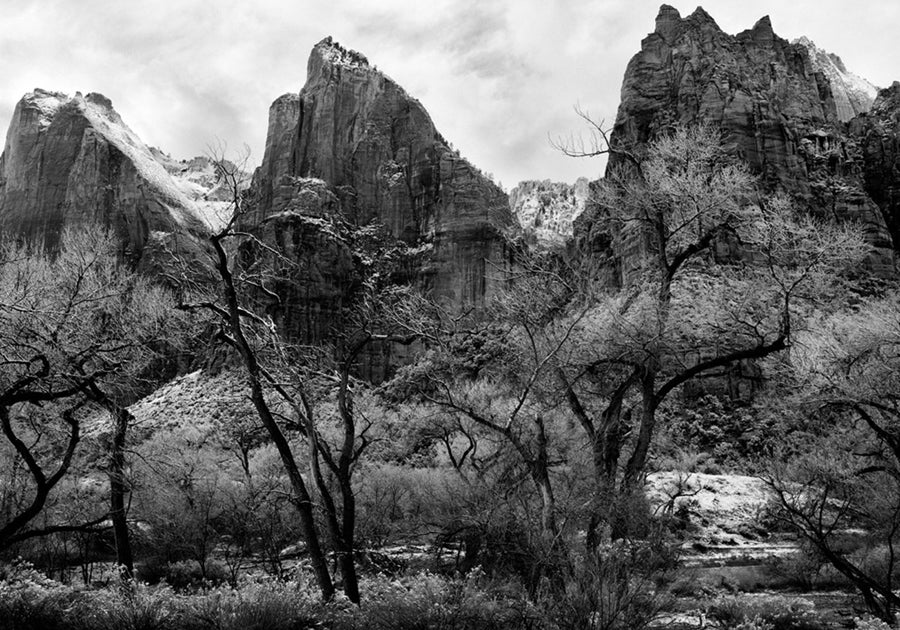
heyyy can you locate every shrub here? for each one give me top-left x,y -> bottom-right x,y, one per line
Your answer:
540,540 -> 675,630
328,571 -> 540,630
0,561 -> 81,630
853,616 -> 896,630
164,560 -> 230,590
707,595 -> 827,630
187,580 -> 321,630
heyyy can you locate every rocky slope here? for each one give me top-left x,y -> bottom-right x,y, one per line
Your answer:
0,90 -> 210,264
249,37 -> 514,328
592,5 -> 896,275
509,178 -> 588,247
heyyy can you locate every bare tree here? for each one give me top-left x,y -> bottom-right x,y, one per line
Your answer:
767,292 -> 900,621
0,227 -> 181,559
178,150 -> 420,602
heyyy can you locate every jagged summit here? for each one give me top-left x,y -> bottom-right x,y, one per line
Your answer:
653,6 -> 782,45
312,36 -> 370,69
653,5 -> 722,42
685,6 -> 717,26
744,15 -> 775,42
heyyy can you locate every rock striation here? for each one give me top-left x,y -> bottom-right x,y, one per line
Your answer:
596,5 -> 896,274
0,89 -> 210,264
249,37 -> 514,324
509,178 -> 588,247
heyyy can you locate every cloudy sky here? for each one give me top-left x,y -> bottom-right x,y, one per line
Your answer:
1,0 -> 898,189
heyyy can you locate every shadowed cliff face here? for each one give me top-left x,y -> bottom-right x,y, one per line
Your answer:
0,90 -> 210,263
599,5 -> 896,274
855,83 -> 900,263
250,38 -> 514,317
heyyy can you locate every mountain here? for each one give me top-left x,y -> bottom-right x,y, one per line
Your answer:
589,5 -> 897,275
248,37 -> 514,333
509,178 -> 588,247
0,90 -> 211,265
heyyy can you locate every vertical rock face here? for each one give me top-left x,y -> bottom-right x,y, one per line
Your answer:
855,83 -> 900,256
0,89 -> 209,262
600,5 -> 895,274
509,178 -> 588,246
250,37 -> 513,314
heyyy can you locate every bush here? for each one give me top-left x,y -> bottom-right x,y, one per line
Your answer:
165,560 -> 229,590
540,540 -> 675,630
0,561 -> 81,630
86,584 -> 189,630
188,580 -> 320,630
707,595 -> 827,630
328,571 -> 540,630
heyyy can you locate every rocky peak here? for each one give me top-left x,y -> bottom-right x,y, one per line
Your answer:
653,5 -> 721,44
654,5 -> 682,42
0,89 -> 209,263
744,15 -> 775,43
311,36 -> 370,70
84,92 -> 114,112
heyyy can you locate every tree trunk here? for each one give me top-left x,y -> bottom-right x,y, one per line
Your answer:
622,371 -> 657,492
338,476 -> 360,603
109,406 -> 134,578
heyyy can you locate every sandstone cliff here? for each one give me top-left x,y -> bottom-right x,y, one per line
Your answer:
0,89 -> 210,263
249,38 -> 513,321
509,178 -> 588,247
597,5 -> 895,274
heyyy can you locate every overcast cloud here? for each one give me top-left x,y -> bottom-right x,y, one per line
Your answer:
1,0 -> 897,188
